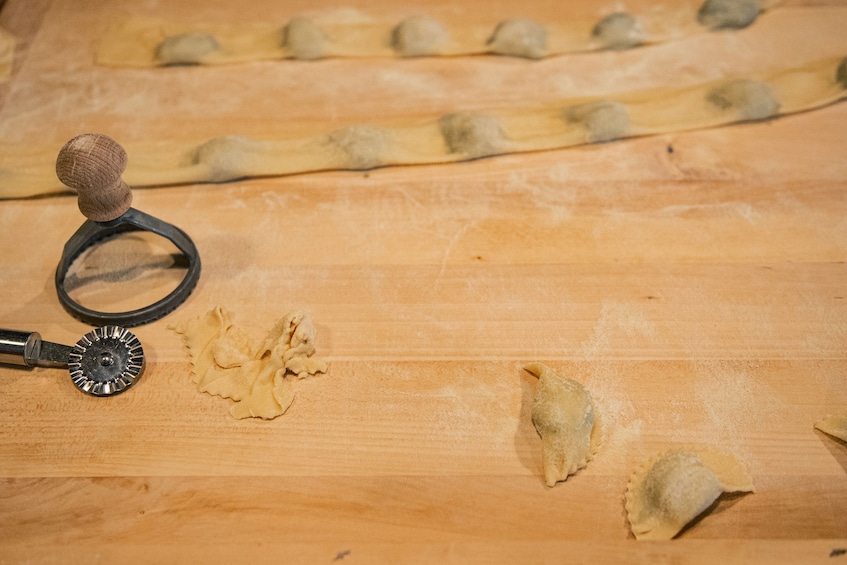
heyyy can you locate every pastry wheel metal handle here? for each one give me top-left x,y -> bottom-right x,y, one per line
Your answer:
0,326 -> 145,396
0,329 -> 72,368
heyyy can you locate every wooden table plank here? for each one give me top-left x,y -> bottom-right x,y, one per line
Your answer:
2,474 -> 846,543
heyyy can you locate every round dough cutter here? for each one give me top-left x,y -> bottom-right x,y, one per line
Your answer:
0,326 -> 144,396
54,133 -> 201,328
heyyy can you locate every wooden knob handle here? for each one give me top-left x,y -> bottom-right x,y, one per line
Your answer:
56,133 -> 133,222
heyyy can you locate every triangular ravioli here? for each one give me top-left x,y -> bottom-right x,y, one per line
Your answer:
524,362 -> 602,487
625,448 -> 754,540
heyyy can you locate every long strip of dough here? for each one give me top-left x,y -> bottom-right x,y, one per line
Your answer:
1,56 -> 844,199
97,0 -> 782,66
0,27 -> 14,81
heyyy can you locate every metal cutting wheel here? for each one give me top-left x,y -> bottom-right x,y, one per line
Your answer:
0,326 -> 145,396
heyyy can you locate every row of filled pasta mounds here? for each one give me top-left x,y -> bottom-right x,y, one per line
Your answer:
96,0 -> 782,67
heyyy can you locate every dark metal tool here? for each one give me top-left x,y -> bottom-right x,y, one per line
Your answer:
54,133 -> 201,327
0,326 -> 145,396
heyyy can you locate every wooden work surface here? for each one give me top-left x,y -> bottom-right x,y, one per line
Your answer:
0,0 -> 846,562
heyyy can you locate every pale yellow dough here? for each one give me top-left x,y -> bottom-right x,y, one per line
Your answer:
815,414 -> 847,442
172,306 -> 327,420
1,56 -> 845,199
96,1 -> 782,66
625,448 -> 754,540
0,26 -> 15,81
524,362 -> 601,487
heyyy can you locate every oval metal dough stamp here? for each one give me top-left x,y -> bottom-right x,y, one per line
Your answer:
0,326 -> 145,396
54,133 -> 201,327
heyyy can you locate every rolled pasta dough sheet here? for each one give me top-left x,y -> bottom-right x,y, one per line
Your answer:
0,27 -> 15,81
96,0 -> 783,67
1,56 -> 844,199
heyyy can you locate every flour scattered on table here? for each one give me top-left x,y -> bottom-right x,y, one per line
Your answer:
173,306 -> 327,419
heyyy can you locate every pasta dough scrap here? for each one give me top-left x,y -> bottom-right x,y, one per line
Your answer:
2,56 -> 845,200
815,414 -> 847,442
95,1 -> 783,67
524,363 -> 601,487
625,448 -> 755,540
172,306 -> 327,420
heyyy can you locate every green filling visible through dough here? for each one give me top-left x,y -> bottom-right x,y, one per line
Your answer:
837,56 -> 847,89
439,113 -> 507,159
155,32 -> 220,65
592,13 -> 646,50
391,16 -> 449,57
487,19 -> 548,59
282,17 -> 327,60
564,100 -> 631,143
697,0 -> 761,30
706,79 -> 780,121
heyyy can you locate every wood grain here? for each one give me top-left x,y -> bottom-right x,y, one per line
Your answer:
0,0 -> 845,562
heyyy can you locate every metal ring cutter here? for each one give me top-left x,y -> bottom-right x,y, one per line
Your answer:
54,133 -> 201,327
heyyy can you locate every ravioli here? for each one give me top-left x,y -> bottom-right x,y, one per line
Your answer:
524,362 -> 601,487
625,448 -> 754,540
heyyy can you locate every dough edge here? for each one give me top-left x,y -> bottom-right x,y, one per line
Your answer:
815,414 -> 847,442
